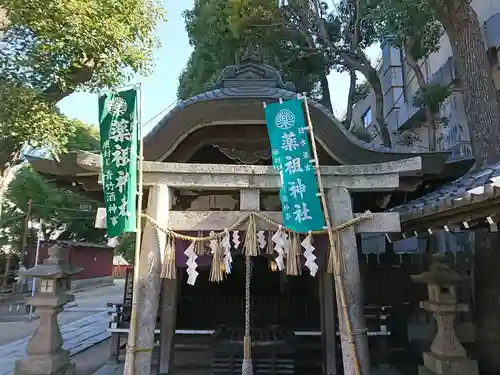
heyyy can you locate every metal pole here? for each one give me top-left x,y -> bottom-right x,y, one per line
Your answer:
126,82 -> 144,375
28,219 -> 43,321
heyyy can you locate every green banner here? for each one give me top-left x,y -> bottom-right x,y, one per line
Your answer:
264,99 -> 325,232
98,88 -> 138,237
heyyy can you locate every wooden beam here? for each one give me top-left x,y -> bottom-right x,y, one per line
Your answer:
167,211 -> 401,233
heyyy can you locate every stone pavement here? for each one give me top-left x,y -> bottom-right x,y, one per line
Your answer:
0,310 -> 110,375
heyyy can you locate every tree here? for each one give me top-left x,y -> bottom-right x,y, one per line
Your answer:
0,0 -> 165,186
279,0 -> 392,147
115,232 -> 136,263
0,118 -> 103,287
0,118 -> 103,245
369,0 -> 450,150
370,2 -> 500,370
415,3 -> 500,371
178,0 -> 334,109
64,119 -> 100,152
0,165 -> 105,250
420,0 -> 500,166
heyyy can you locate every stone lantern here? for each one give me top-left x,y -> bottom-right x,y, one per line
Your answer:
14,243 -> 82,375
411,253 -> 478,375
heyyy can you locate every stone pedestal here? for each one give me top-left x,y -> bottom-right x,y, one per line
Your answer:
418,352 -> 478,375
14,244 -> 82,375
412,254 -> 478,375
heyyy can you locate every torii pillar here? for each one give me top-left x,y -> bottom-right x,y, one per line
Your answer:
328,186 -> 370,375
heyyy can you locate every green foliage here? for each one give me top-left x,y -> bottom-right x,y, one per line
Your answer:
334,0 -> 378,51
369,0 -> 442,60
177,0 -> 333,100
0,166 -> 105,252
0,0 -> 164,172
0,85 -> 101,168
412,83 -> 452,113
0,121 -> 104,252
1,0 -> 165,97
114,232 -> 135,263
0,83 -> 73,165
352,81 -> 370,104
64,120 -> 100,152
394,128 -> 421,148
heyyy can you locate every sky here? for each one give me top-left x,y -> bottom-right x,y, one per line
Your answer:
57,1 -> 380,131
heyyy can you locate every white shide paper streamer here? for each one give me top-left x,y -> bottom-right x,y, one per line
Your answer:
301,233 -> 318,277
184,242 -> 199,285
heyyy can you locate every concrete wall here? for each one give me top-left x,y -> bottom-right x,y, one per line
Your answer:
352,1 -> 500,153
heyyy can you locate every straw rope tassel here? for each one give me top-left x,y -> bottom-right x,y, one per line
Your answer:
266,231 -> 274,255
296,233 -> 303,276
286,232 -> 300,276
301,93 -> 362,375
194,231 -> 205,255
244,215 -> 258,257
209,238 -> 224,283
161,236 -> 177,279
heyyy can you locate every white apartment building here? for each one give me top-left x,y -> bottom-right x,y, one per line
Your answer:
351,0 -> 500,159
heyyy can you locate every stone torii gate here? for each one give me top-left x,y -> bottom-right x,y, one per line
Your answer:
27,47 -> 466,375
83,152 -> 421,375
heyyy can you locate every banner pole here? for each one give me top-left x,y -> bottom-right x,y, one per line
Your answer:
126,82 -> 144,375
301,94 -> 362,375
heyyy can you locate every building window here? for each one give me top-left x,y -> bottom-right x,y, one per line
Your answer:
362,108 -> 372,128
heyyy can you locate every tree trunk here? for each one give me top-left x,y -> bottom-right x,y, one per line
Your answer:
312,4 -> 391,147
432,5 -> 500,368
0,142 -> 20,225
366,67 -> 392,147
405,45 -> 438,151
474,231 -> 500,374
338,51 -> 392,147
345,70 -> 357,130
319,73 -> 333,112
436,0 -> 500,166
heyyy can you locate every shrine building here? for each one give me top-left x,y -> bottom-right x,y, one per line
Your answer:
27,47 -> 480,375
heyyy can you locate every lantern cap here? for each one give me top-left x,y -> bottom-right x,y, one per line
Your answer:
411,254 -> 467,285
22,243 -> 82,278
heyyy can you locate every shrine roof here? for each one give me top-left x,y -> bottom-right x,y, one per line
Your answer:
142,47 -> 463,175
391,162 -> 500,232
